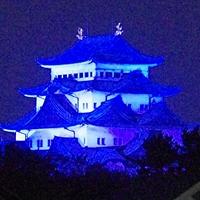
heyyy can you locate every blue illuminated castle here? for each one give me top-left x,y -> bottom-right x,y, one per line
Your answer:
1,27 -> 184,152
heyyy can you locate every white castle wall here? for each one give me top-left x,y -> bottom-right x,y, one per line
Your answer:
96,63 -> 151,77
36,96 -> 46,111
66,90 -> 161,114
17,125 -> 183,150
46,61 -> 96,81
75,124 -> 140,147
17,124 -> 144,149
34,62 -> 162,113
19,62 -> 164,150
42,61 -> 155,80
23,128 -> 74,150
35,91 -> 162,114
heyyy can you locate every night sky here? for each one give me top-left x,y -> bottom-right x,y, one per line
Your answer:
0,0 -> 199,124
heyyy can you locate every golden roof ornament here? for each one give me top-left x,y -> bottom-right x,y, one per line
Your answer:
115,23 -> 123,36
76,27 -> 84,40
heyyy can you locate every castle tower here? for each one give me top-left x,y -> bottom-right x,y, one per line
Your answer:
1,30 -> 182,150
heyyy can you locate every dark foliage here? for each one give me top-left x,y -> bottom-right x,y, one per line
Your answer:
141,133 -> 178,171
180,126 -> 200,174
0,128 -> 200,200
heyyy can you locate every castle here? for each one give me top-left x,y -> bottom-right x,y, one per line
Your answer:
1,26 -> 184,151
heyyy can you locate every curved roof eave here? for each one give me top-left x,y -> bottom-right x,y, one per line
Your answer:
37,35 -> 164,67
39,60 -> 93,68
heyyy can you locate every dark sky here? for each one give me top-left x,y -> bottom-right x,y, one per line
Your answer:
0,0 -> 199,123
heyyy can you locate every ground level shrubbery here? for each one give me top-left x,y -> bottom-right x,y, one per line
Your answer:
0,127 -> 199,200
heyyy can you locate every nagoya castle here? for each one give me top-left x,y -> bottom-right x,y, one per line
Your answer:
1,24 -> 184,151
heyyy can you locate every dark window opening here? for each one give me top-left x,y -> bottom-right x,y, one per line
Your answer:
68,74 -> 73,78
85,72 -> 89,77
97,138 -> 105,145
79,73 -> 83,78
102,138 -> 105,145
90,72 -> 93,77
114,73 -> 120,78
63,75 -> 67,78
58,75 -> 62,79
100,72 -> 104,77
105,72 -> 112,78
140,104 -> 144,111
97,138 -> 100,145
37,140 -> 43,148
74,73 -> 78,78
113,138 -> 122,146
144,104 -> 149,110
29,140 -> 32,148
48,139 -> 52,147
94,102 -> 97,109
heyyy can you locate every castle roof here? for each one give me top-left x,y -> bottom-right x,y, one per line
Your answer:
122,129 -> 149,156
19,71 -> 180,97
48,136 -> 125,165
2,94 -> 78,131
139,102 -> 185,129
48,136 -> 83,159
37,35 -> 164,66
85,95 -> 138,127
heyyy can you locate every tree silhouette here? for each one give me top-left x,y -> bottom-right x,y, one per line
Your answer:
141,132 -> 178,172
181,126 -> 200,174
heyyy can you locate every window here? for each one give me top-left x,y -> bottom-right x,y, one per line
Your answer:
102,138 -> 105,145
97,138 -> 106,145
100,72 -> 104,77
58,75 -> 62,79
48,139 -> 52,147
128,104 -> 131,109
97,138 -> 100,145
144,104 -> 149,110
85,72 -> 89,77
86,103 -> 88,109
113,138 -> 123,146
63,75 -> 67,78
37,139 -> 43,148
94,102 -> 97,109
68,74 -> 73,78
90,72 -> 93,77
140,104 -> 144,111
113,138 -> 117,145
79,73 -> 83,78
105,72 -> 112,78
114,72 -> 120,78
74,73 -> 78,78
28,140 -> 32,148
83,103 -> 85,109
140,104 -> 148,111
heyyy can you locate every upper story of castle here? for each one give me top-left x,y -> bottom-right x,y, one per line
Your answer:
37,33 -> 164,81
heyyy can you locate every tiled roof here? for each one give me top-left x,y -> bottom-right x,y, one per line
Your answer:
86,95 -> 138,127
1,94 -> 79,131
139,102 -> 185,128
19,71 -> 180,97
37,35 -> 164,65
